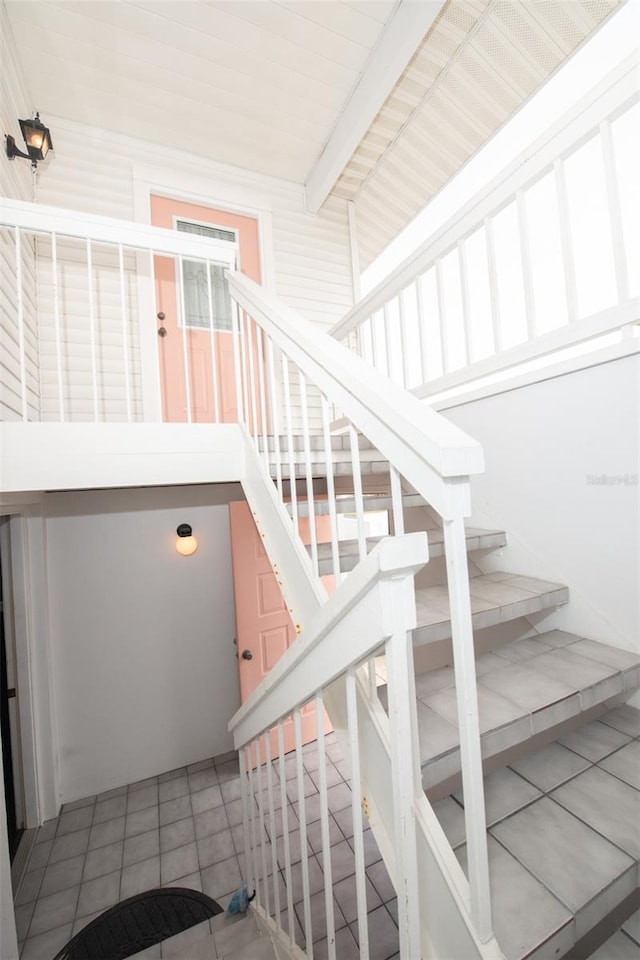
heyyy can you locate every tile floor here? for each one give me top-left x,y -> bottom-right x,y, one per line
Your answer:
13,732 -> 400,960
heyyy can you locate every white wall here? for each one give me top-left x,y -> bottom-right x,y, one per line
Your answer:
44,483 -> 242,803
444,354 -> 640,653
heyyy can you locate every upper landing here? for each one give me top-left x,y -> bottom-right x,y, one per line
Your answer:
0,422 -> 246,497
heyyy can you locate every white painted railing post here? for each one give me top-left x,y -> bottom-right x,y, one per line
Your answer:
443,508 -> 493,943
382,574 -> 423,958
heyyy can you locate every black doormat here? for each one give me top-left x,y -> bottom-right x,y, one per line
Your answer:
51,887 -> 224,960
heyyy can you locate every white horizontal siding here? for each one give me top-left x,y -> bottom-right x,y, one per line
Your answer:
0,3 -> 40,421
30,116 -> 354,425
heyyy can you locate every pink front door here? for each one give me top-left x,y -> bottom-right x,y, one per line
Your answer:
229,500 -> 332,760
151,196 -> 262,424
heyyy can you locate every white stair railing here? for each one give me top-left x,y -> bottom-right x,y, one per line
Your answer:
330,54 -> 639,403
226,270 -> 503,958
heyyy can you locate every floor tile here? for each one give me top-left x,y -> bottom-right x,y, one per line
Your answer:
14,900 -> 35,942
159,794 -> 193,826
189,767 -> 220,793
39,854 -> 85,898
194,805 -> 230,840
197,830 -> 236,868
161,842 -> 199,884
598,740 -> 640,790
314,924 -> 360,960
126,806 -> 159,837
201,855 -> 242,901
72,909 -> 104,935
120,855 -> 161,899
432,796 -> 467,849
589,930 -> 640,959
159,775 -> 189,804
123,829 -> 160,867
21,922 -> 73,960
160,816 -> 195,854
127,783 -> 159,814
29,885 -> 79,937
350,903 -> 399,960
49,827 -> 91,864
600,705 -> 640,738
56,806 -> 94,836
34,819 -> 57,844
191,785 -> 224,815
623,908 -> 640,945
76,870 -> 120,918
455,767 -> 541,827
550,766 -> 640,858
158,766 -> 186,784
15,868 -> 45,907
558,720 -> 632,762
366,859 -> 396,904
83,840 -> 124,881
456,836 -> 573,960
93,795 -> 127,824
89,816 -> 126,850
509,742 -> 591,792
490,796 -> 634,913
61,795 -> 95,814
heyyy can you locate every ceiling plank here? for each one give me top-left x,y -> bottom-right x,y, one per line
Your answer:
304,0 -> 446,213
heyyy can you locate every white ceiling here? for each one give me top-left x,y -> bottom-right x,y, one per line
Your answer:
4,0 -> 400,183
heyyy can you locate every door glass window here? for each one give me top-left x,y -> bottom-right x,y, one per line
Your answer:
177,220 -> 236,330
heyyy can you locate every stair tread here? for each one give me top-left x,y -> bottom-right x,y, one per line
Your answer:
413,572 -> 569,642
409,633 -> 640,790
313,527 -> 506,572
441,708 -> 640,960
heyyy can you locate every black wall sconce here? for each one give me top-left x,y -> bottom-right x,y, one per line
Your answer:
5,113 -> 53,169
176,523 -> 198,557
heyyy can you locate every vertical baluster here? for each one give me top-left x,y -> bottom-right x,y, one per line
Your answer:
389,465 -> 405,537
149,249 -> 164,421
246,316 -> 260,447
370,312 -> 380,372
347,424 -> 367,562
484,217 -> 502,355
231,300 -> 245,427
435,258 -> 450,374
118,244 -> 133,422
554,158 -> 578,325
239,746 -> 254,889
86,240 -> 99,422
383,579 -> 422,958
346,670 -> 369,960
516,190 -> 536,342
256,736 -> 270,917
255,325 -> 270,475
320,394 -> 341,584
298,370 -> 319,577
247,744 -> 261,908
281,354 -> 299,537
239,311 -> 251,431
177,255 -> 192,423
266,733 -> 281,928
278,722 -> 295,945
267,339 -> 283,501
415,276 -> 429,387
398,290 -> 409,388
206,261 -> 221,423
444,513 -> 493,942
51,232 -> 65,422
457,241 -> 472,367
600,119 -> 630,304
14,228 -> 27,421
383,302 -> 393,378
294,708 -> 313,954
315,694 -> 336,959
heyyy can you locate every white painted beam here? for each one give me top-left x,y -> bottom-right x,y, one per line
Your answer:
304,0 -> 446,214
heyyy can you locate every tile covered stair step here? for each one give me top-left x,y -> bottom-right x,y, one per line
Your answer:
433,706 -> 640,960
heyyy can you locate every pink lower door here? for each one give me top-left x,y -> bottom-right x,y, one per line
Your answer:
150,195 -> 263,424
229,500 -> 332,761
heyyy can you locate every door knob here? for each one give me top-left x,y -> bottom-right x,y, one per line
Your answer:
158,326 -> 167,337
241,649 -> 253,661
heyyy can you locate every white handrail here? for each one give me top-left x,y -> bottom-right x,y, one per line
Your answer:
228,533 -> 428,748
226,270 -> 483,519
